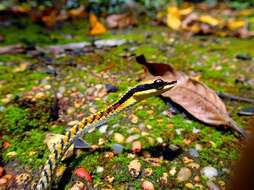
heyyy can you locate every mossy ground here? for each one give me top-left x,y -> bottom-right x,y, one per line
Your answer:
0,18 -> 253,189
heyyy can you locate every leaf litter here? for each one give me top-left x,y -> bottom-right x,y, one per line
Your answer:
136,55 -> 246,137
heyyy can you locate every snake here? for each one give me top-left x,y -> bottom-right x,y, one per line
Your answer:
35,79 -> 177,190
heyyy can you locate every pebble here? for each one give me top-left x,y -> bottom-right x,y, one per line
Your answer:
156,137 -> 163,144
0,178 -> 7,185
112,144 -> 124,154
96,166 -> 104,173
201,166 -> 218,179
128,159 -> 141,178
189,148 -> 199,158
194,175 -> 200,182
141,180 -> 155,190
113,133 -> 125,143
177,167 -> 192,182
74,167 -> 92,182
0,167 -> 4,177
187,163 -> 200,169
169,167 -> 177,176
105,84 -> 118,93
192,127 -> 200,134
195,144 -> 203,151
98,125 -> 108,134
131,141 -> 142,153
70,181 -> 86,190
206,181 -> 220,190
126,134 -> 140,143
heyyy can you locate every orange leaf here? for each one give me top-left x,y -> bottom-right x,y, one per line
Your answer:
89,13 -> 107,35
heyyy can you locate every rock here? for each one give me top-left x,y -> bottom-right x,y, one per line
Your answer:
195,144 -> 203,151
112,144 -> 124,154
70,181 -> 86,190
98,125 -> 108,134
169,167 -> 177,176
194,175 -> 200,182
177,167 -> 192,182
131,141 -> 142,153
0,167 -> 4,177
141,180 -> 155,190
128,159 -> 141,178
0,177 -> 7,185
74,167 -> 92,182
105,84 -> 118,93
189,148 -> 199,158
192,127 -> 200,134
206,181 -> 220,190
201,166 -> 218,179
96,166 -> 104,173
156,137 -> 163,144
126,134 -> 140,143
113,133 -> 125,143
15,173 -> 32,185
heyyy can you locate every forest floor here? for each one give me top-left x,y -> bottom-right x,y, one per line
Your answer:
0,18 -> 253,189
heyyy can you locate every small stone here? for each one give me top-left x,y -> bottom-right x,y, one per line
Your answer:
129,114 -> 138,123
74,167 -> 92,182
156,137 -> 163,144
177,167 -> 192,182
98,125 -> 108,134
144,168 -> 153,176
169,167 -> 177,176
206,181 -> 220,190
192,127 -> 200,134
0,167 -> 4,177
0,177 -> 7,185
131,141 -> 142,153
113,133 -> 125,143
112,144 -> 124,154
201,166 -> 218,179
105,84 -> 118,93
194,175 -> 200,182
128,159 -> 141,178
126,134 -> 140,143
98,138 -> 105,145
70,181 -> 86,190
185,183 -> 194,189
189,148 -> 199,158
183,157 -> 193,164
141,180 -> 155,190
96,166 -> 104,173
195,144 -> 203,151
176,128 -> 182,135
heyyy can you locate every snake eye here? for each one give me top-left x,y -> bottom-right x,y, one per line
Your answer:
154,79 -> 164,90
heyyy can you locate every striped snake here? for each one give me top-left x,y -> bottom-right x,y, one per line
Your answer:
35,79 -> 177,190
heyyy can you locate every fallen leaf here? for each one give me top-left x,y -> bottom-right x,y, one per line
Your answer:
89,13 -> 107,35
227,20 -> 246,31
42,11 -> 57,28
68,5 -> 86,18
136,55 -> 245,137
106,13 -> 137,29
199,15 -> 220,26
167,6 -> 181,30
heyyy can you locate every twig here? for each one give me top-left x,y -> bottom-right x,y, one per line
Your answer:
217,92 -> 254,105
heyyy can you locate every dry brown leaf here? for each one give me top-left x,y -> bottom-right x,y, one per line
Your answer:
136,55 -> 245,137
68,5 -> 86,18
106,13 -> 137,29
89,13 -> 107,35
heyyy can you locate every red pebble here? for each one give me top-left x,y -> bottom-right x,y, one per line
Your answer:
74,168 -> 92,182
131,141 -> 142,153
0,167 -> 4,177
3,141 -> 10,149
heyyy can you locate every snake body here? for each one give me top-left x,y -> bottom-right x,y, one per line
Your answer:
35,79 -> 177,190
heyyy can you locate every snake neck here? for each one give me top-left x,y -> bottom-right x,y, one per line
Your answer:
35,95 -> 136,190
